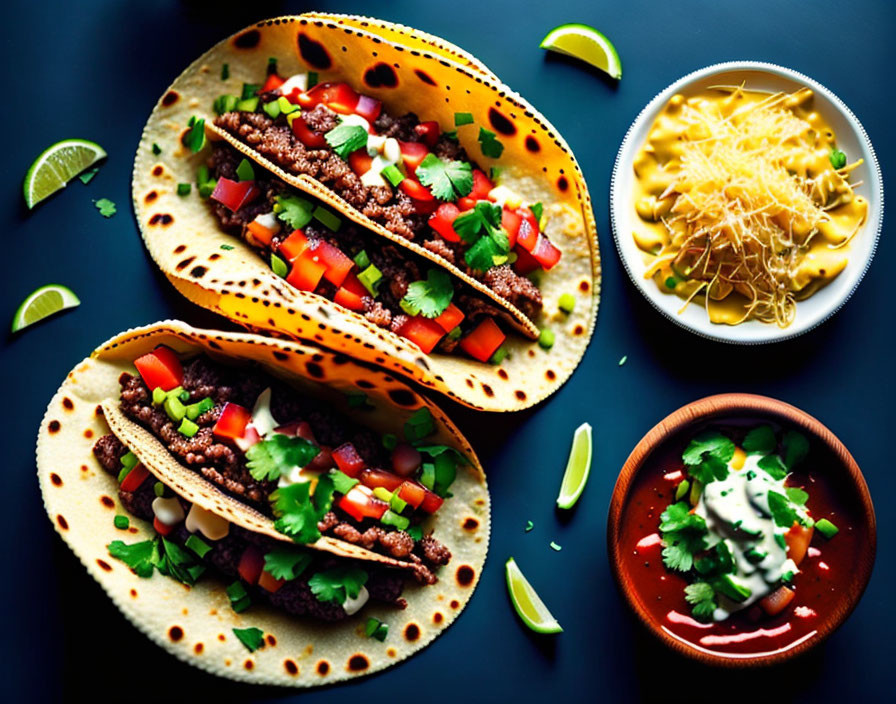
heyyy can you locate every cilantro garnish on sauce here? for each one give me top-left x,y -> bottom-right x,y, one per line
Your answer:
232,627 -> 265,652
658,501 -> 708,572
325,122 -> 368,160
94,198 -> 116,218
415,153 -> 473,201
401,269 -> 454,318
308,566 -> 368,604
684,582 -> 716,619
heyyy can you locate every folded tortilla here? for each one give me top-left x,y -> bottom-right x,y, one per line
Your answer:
36,320 -> 488,686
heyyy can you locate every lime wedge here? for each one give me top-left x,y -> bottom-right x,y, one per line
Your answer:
505,557 -> 562,634
11,285 -> 81,332
540,24 -> 622,79
23,139 -> 107,209
556,422 -> 593,509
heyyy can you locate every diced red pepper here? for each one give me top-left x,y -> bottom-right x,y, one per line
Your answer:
470,169 -> 494,200
513,245 -> 540,275
515,210 -> 539,251
338,485 -> 389,521
291,115 -> 328,148
258,568 -> 286,593
153,516 -> 175,536
501,207 -> 522,249
354,94 -> 383,123
531,234 -> 562,270
434,303 -> 464,333
459,318 -> 506,363
398,140 -> 430,174
120,463 -> 150,493
246,219 -> 277,246
210,177 -> 260,212
420,490 -> 444,514
457,196 -> 477,211
399,176 -> 435,202
237,545 -> 265,585
315,241 -> 354,287
359,468 -> 404,492
392,443 -> 423,476
261,73 -> 285,93
332,443 -> 367,477
306,445 -> 334,472
414,121 -> 441,147
286,249 -> 327,292
397,316 -> 445,354
300,82 -> 360,114
334,272 -> 367,312
396,481 -> 426,509
134,346 -> 183,391
279,229 -> 309,262
348,149 -> 373,176
213,402 -> 251,443
428,203 -> 461,242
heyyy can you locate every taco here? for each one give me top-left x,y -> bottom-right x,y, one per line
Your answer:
133,13 -> 600,412
36,321 -> 488,686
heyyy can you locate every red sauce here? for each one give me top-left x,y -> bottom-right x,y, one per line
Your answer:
618,424 -> 862,659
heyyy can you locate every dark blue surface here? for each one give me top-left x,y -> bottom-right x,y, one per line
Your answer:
2,1 -> 893,701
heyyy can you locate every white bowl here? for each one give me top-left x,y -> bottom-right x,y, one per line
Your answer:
610,61 -> 884,344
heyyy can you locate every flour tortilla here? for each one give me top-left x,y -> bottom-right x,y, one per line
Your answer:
132,13 -> 600,412
36,320 -> 489,686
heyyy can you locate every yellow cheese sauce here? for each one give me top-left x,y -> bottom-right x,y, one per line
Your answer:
632,86 -> 867,326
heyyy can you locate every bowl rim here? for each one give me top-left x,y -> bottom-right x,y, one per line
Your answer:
609,60 -> 885,345
606,392 -> 877,667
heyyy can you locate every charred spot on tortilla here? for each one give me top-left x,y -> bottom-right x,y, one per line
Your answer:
62,397 -> 74,411
298,33 -> 332,69
463,517 -> 479,531
50,473 -> 63,487
145,191 -> 158,204
347,654 -> 369,671
316,660 -> 330,676
456,565 -> 475,586
176,256 -> 196,271
488,107 -> 516,136
284,659 -> 299,675
266,634 -> 277,646
56,515 -> 68,530
194,643 -> 204,654
404,623 -> 421,641
100,495 -> 114,508
168,626 -> 184,642
433,611 -> 444,624
161,90 -> 179,107
96,559 -> 112,571
557,176 -> 569,192
149,213 -> 173,227
48,420 -> 61,434
189,266 -> 208,279
244,660 -> 254,671
525,136 -> 540,153
233,29 -> 261,49
414,69 -> 437,85
364,62 -> 399,88
387,389 -> 416,406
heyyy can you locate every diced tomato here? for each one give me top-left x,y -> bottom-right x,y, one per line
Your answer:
237,545 -> 265,586
134,346 -> 183,391
120,463 -> 150,493
306,445 -> 334,472
153,516 -> 175,536
315,241 -> 354,287
459,318 -> 506,363
515,211 -> 539,251
291,115 -> 328,148
261,73 -> 285,93
279,229 -> 309,262
434,303 -> 464,333
234,425 -> 261,453
300,82 -> 360,114
332,443 -> 367,477
354,94 -> 383,123
396,316 -> 445,354
246,219 -> 276,246
392,443 -> 423,477
398,140 -> 430,173
428,203 -> 461,242
760,586 -> 796,616
785,522 -> 815,566
359,468 -> 405,492
501,207 -> 522,248
419,490 -> 444,514
338,485 -> 389,521
396,481 -> 426,509
334,273 -> 367,311
457,196 -> 477,211
210,177 -> 260,212
399,176 -> 435,202
286,249 -> 327,292
414,121 -> 441,147
470,169 -> 494,200
348,149 -> 373,176
213,402 -> 251,443
258,568 -> 286,593
513,245 -> 540,275
531,234 -> 562,270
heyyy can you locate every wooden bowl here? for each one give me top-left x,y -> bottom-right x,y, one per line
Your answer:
607,393 -> 876,666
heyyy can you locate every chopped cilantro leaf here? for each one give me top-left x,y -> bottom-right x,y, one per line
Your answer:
79,166 -> 99,185
330,469 -> 359,495
782,431 -> 809,470
325,122 -> 368,160
768,490 -> 798,528
241,83 -> 260,100
742,425 -> 777,454
694,541 -> 735,577
308,566 -> 368,605
454,112 -> 474,126
683,431 -> 736,466
152,143 -> 161,155
177,183 -> 191,196
263,549 -> 313,581
246,433 -> 320,482
453,201 -> 503,242
232,627 -> 265,652
401,269 -> 454,318
220,244 -> 235,250
235,158 -> 255,182
365,617 -> 389,641
688,454 -> 729,486
271,474 -> 338,544
221,63 -> 229,81
404,407 -> 435,441
684,582 -> 716,620
758,454 -> 788,480
415,153 -> 473,201
184,117 -> 206,153
478,127 -> 504,158
346,392 -> 374,410
531,202 -> 544,221
307,71 -> 319,88
94,198 -> 116,218
113,515 -> 129,530
270,253 -> 288,278
108,540 -> 155,577
659,502 -> 708,572
274,194 -> 314,229
465,234 -> 509,271
785,487 -> 809,506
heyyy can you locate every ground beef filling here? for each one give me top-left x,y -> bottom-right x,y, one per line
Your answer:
92,433 -> 408,619
214,107 -> 543,317
208,143 -> 518,347
113,355 -> 450,576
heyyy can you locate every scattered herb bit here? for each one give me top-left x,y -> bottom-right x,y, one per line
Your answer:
758,453 -> 788,480
213,94 -> 238,115
404,407 -> 436,441
452,201 -> 509,270
307,71 -> 319,89
659,501 -> 708,572
684,582 -> 717,620
241,83 -> 260,100
782,431 -> 809,470
829,148 -> 847,170
274,194 -> 314,229
185,534 -> 211,558
325,122 -> 368,160
79,167 -> 100,185
107,540 -> 155,577
308,566 -> 368,604
221,63 -> 230,81
94,198 -> 116,217
815,518 -> 839,539
330,469 -> 360,495
113,515 -> 129,530
232,627 -> 264,652
226,581 -> 251,612
220,244 -> 235,250
558,293 -> 575,313
247,433 -> 320,482
153,481 -> 165,498
530,202 -> 544,221
184,117 -> 206,153
402,269 -> 454,318
454,112 -> 474,126
152,143 -> 161,156
270,253 -> 288,278
618,355 -> 627,366
549,541 -> 562,552
443,129 -> 458,141
264,549 -> 313,581
345,392 -> 374,410
381,163 -> 404,187
743,425 -> 776,454
365,617 -> 389,641
478,127 -> 504,158
416,153 -> 473,201
235,158 -> 255,182
664,276 -> 677,289
767,490 -> 799,528
176,183 -> 191,196
785,487 -> 809,506
538,329 -> 555,349
270,475 -> 338,544
525,520 -> 534,533
312,205 -> 341,231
